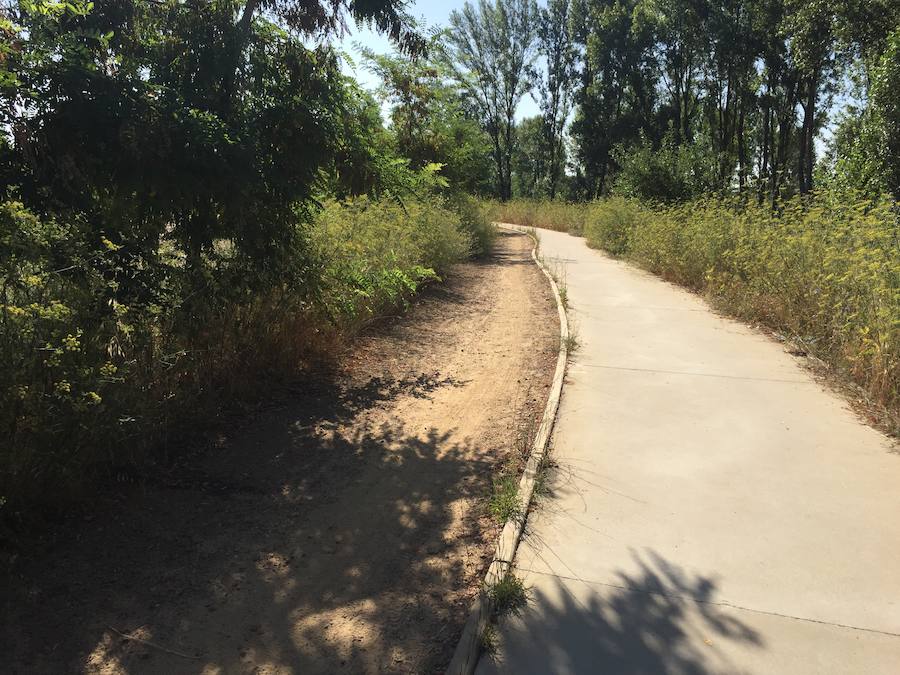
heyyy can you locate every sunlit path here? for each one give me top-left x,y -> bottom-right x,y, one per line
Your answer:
478,228 -> 900,674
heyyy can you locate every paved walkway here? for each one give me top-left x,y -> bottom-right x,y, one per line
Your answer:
478,228 -> 900,674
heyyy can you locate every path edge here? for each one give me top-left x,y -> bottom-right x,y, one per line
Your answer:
446,224 -> 570,675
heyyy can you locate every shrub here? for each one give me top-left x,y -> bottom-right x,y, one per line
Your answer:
483,199 -> 588,235
611,132 -> 718,202
584,191 -> 900,413
583,197 -> 643,256
449,194 -> 497,257
0,196 -> 471,518
312,197 -> 471,326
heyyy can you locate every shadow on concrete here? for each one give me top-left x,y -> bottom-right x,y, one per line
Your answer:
484,550 -> 764,674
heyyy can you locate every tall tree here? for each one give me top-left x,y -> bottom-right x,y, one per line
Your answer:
443,0 -> 540,200
361,44 -> 494,194
570,0 -> 659,197
0,0 -> 424,265
784,0 -> 836,194
534,0 -> 576,198
512,115 -> 551,196
636,0 -> 706,145
702,0 -> 758,190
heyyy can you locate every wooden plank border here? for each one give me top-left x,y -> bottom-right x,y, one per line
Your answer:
446,225 -> 570,675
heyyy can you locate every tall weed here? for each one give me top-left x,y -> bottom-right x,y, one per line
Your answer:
0,197 -> 472,516
583,191 -> 900,413
484,199 -> 589,235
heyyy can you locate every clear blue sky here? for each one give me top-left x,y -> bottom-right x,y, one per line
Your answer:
333,1 -> 542,121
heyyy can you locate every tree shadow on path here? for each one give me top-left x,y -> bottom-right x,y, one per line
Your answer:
3,375 -> 497,674
486,549 -> 764,675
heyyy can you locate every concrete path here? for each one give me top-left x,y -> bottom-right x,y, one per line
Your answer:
477,228 -> 900,674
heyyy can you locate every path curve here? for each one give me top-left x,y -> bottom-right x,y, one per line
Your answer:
479,227 -> 900,674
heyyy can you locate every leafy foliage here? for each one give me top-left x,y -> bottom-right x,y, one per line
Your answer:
0,189 -> 477,513
568,0 -> 900,201
612,131 -> 718,202
442,0 -> 540,200
485,198 -> 588,235
581,192 -> 900,416
531,0 -> 576,199
361,42 -> 495,195
0,1 -> 500,519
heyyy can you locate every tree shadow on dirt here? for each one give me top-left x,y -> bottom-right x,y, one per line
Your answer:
483,548 -> 764,675
3,373 -> 498,674
489,231 -> 536,267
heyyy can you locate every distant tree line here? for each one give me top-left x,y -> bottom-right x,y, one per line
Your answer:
434,0 -> 900,203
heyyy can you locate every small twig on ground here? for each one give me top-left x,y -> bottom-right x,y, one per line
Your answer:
108,626 -> 201,661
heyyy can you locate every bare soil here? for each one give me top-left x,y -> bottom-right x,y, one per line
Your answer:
2,231 -> 559,674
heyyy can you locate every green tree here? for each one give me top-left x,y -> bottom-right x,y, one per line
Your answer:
443,0 -> 540,200
534,0 -> 576,198
512,115 -> 549,196
361,44 -> 494,194
570,0 -> 660,196
871,28 -> 900,197
634,0 -> 706,146
700,0 -> 759,190
0,0 -> 423,269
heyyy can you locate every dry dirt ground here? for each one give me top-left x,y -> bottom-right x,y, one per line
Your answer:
2,231 -> 559,674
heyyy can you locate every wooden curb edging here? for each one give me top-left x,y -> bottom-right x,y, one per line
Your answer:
446,224 -> 570,675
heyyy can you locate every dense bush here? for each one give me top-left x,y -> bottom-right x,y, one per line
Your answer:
611,133 -> 719,202
447,194 -> 497,257
0,197 -> 475,515
487,192 -> 899,418
484,199 -> 589,235
313,197 -> 473,325
581,197 -> 640,255
0,2 -> 501,521
583,193 -> 900,415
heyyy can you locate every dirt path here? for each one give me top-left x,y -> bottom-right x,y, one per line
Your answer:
2,231 -> 558,674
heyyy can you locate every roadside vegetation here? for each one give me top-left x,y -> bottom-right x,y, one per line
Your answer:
3,0 -> 898,524
585,194 -> 898,421
478,0 -> 900,430
490,193 -> 899,423
487,200 -> 588,235
0,1 -> 500,524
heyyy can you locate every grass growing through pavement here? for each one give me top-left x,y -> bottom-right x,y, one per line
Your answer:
479,622 -> 499,655
532,454 -> 556,500
480,570 -> 530,660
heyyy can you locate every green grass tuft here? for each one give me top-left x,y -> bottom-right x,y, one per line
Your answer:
488,474 -> 522,524
488,571 -> 529,617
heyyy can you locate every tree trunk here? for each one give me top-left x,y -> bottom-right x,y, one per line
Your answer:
737,91 -> 747,192
221,0 -> 261,114
801,75 -> 818,194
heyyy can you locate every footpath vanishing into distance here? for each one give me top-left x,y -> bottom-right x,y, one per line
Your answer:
478,228 -> 900,674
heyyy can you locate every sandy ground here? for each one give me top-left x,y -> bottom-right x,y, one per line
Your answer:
2,231 -> 559,674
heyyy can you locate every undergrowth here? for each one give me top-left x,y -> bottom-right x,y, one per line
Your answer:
0,196 -> 490,521
484,199 -> 588,235
483,191 -> 900,425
